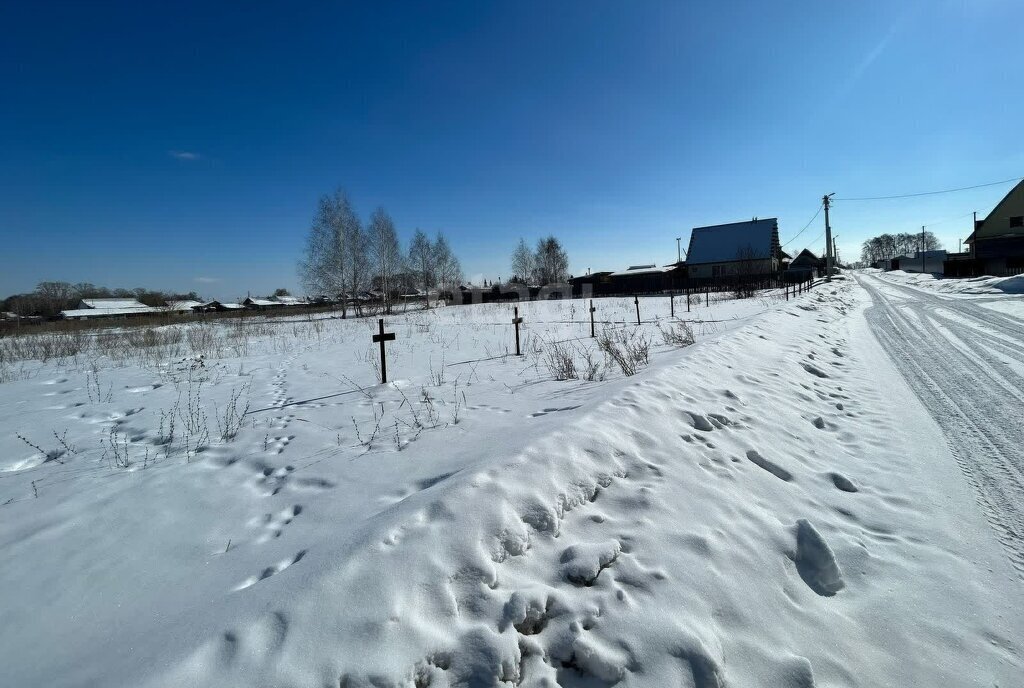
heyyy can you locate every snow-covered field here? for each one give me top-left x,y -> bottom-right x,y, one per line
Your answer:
1,283 -> 1022,687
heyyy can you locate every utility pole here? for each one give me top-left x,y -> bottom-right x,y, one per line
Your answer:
971,211 -> 977,259
676,237 -> 682,264
921,226 -> 926,273
832,237 -> 839,271
823,193 -> 835,282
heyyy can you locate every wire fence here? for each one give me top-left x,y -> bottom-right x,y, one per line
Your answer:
1,279 -> 825,507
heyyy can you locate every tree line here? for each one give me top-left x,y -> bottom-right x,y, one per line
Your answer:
860,231 -> 942,265
298,189 -> 462,317
1,282 -> 203,319
509,236 -> 570,286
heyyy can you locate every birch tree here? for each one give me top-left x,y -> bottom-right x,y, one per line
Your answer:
298,189 -> 363,318
510,238 -> 535,285
408,229 -> 435,307
535,236 -> 569,285
368,207 -> 402,314
433,232 -> 462,302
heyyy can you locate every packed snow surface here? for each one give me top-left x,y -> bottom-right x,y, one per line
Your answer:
1,284 -> 1022,686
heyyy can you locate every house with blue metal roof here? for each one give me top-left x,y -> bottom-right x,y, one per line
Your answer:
685,218 -> 782,281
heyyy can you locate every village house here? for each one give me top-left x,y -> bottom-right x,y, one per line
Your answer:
786,249 -> 824,280
685,218 -> 782,284
60,297 -> 162,320
950,179 -> 1024,277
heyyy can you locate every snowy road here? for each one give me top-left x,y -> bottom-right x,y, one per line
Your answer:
860,273 -> 1024,575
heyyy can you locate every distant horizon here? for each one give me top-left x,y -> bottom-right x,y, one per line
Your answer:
3,1 -> 1021,300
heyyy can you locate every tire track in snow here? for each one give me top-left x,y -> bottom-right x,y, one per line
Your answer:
860,274 -> 1024,575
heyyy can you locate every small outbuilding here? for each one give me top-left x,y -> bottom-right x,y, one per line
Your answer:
243,298 -> 285,311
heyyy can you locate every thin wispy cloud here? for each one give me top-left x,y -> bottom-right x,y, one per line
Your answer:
849,24 -> 899,86
826,17 -> 905,110
194,276 -> 220,283
169,150 -> 202,161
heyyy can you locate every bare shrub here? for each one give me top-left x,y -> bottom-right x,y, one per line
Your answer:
103,426 -> 132,469
578,346 -> 603,381
175,368 -> 210,461
542,339 -> 577,380
215,384 -> 251,441
659,321 -> 696,347
598,328 -> 650,377
186,324 -> 219,357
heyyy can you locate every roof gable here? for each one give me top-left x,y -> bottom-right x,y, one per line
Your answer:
976,179 -> 1024,240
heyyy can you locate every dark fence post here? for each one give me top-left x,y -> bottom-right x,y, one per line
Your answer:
372,318 -> 396,383
634,295 -> 640,325
589,300 -> 596,338
512,306 -> 523,356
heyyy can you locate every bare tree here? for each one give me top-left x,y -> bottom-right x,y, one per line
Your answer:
510,238 -> 535,285
35,281 -> 77,315
534,236 -> 569,285
408,229 -> 435,307
732,245 -> 766,299
298,189 -> 363,318
433,233 -> 462,302
343,218 -> 369,316
368,208 -> 402,314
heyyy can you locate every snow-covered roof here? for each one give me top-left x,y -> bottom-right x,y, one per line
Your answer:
686,218 -> 779,265
61,306 -> 163,319
166,300 -> 204,311
197,301 -> 245,310
78,298 -> 149,310
272,295 -> 308,305
243,298 -> 284,307
608,265 -> 678,277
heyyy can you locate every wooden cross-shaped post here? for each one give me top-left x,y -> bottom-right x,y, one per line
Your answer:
372,318 -> 396,383
589,299 -> 596,338
512,306 -> 524,356
634,295 -> 640,325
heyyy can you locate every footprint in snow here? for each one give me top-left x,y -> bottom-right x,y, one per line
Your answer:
253,505 -> 302,543
745,450 -> 793,482
801,363 -> 830,379
829,472 -> 858,493
529,405 -> 581,418
792,520 -> 845,597
685,412 -> 715,432
233,550 -> 307,591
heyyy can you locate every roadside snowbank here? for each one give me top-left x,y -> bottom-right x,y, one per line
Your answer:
875,268 -> 1024,295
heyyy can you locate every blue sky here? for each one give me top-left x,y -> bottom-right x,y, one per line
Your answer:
1,0 -> 1021,300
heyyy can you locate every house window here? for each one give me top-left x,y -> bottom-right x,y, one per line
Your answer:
1010,216 -> 1023,228
711,265 -> 724,277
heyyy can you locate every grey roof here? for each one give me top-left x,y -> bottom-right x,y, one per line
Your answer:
789,249 -> 821,266
686,219 -> 779,265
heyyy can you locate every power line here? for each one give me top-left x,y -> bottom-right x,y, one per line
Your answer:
781,203 -> 823,248
793,228 -> 826,259
835,175 -> 1022,202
